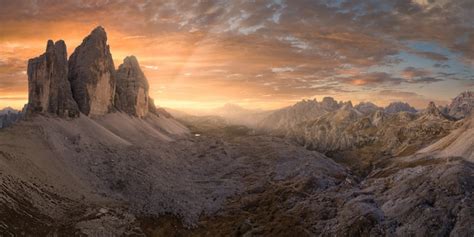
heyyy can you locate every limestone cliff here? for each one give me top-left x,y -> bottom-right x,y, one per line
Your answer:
68,26 -> 116,116
27,40 -> 79,117
114,56 -> 150,117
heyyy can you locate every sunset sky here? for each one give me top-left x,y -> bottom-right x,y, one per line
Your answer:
0,0 -> 473,110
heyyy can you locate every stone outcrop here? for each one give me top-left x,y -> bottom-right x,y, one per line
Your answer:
448,91 -> 474,119
68,26 -> 116,116
114,56 -> 150,117
27,40 -> 79,117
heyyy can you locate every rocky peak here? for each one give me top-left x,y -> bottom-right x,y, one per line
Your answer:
321,97 -> 339,110
384,102 -> 417,114
448,91 -> 474,119
423,101 -> 446,119
115,56 -> 150,117
27,40 -> 79,117
355,102 -> 380,114
68,26 -> 116,116
371,110 -> 385,126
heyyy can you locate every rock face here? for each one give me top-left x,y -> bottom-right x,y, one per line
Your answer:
68,26 -> 116,116
448,91 -> 474,119
384,102 -> 417,114
114,56 -> 149,117
27,40 -> 79,117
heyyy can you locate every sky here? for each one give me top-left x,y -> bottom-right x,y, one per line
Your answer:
0,0 -> 473,110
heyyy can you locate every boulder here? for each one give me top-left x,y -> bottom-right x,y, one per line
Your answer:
68,26 -> 116,116
27,40 -> 79,117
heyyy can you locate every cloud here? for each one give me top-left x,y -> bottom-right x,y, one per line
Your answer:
271,67 -> 295,73
338,72 -> 402,86
377,89 -> 449,108
0,0 -> 472,109
402,67 -> 431,79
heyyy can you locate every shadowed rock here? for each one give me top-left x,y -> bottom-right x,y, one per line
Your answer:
114,56 -> 150,117
68,26 -> 116,116
27,40 -> 79,117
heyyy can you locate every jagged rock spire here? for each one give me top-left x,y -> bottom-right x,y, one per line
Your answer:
68,26 -> 116,116
114,56 -> 150,117
27,40 -> 79,117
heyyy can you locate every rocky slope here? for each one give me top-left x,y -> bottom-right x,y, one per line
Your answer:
418,114 -> 474,161
68,26 -> 116,116
258,97 -> 345,131
3,109 -> 472,236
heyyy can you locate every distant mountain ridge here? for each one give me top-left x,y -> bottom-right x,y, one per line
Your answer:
0,107 -> 22,128
257,92 -> 473,156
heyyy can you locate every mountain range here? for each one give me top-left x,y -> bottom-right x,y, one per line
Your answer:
0,27 -> 473,236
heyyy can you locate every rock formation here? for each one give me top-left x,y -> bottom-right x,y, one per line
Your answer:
384,102 -> 417,114
114,56 -> 150,117
259,97 -> 457,156
448,91 -> 474,119
68,26 -> 116,116
354,102 -> 381,114
423,101 -> 446,119
27,40 -> 79,117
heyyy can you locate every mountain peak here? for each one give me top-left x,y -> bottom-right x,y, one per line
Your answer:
123,55 -> 140,68
27,39 -> 79,117
91,26 -> 107,37
115,56 -> 150,117
384,102 -> 417,114
448,91 -> 474,119
423,101 -> 445,118
68,26 -> 116,116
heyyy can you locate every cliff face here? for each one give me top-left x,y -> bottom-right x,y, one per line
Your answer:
68,26 -> 116,116
26,26 -> 164,119
27,40 -> 79,117
115,56 -> 150,117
